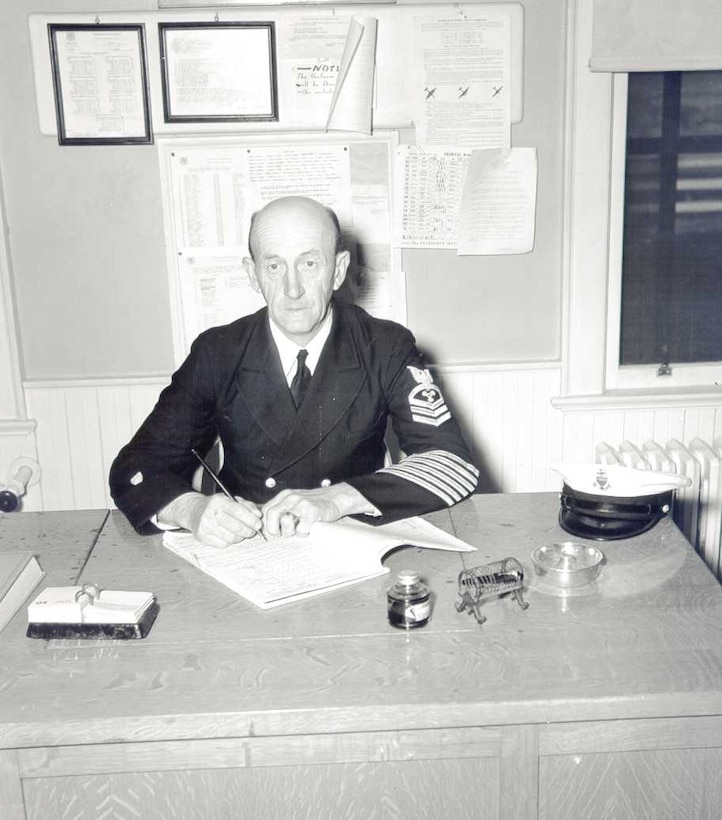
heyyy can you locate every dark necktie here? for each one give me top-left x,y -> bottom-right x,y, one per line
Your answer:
290,349 -> 312,409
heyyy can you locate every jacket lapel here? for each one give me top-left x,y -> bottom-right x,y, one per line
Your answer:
269,309 -> 367,473
235,318 -> 297,445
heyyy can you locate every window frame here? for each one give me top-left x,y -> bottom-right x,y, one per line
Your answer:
605,73 -> 722,390
561,0 -> 722,401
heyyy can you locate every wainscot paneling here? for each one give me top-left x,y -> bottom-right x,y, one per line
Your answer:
23,370 -> 722,512
436,364 -> 564,493
25,378 -> 168,512
24,368 -> 564,512
557,399 -> 722,463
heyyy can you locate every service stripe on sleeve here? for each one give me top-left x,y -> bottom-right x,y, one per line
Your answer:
378,450 -> 479,505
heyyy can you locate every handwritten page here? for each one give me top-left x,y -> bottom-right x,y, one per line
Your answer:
457,147 -> 537,256
163,516 -> 475,609
326,17 -> 378,135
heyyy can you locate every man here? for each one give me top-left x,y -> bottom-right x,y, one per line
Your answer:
110,196 -> 478,547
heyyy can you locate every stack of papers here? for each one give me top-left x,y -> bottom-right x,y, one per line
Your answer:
163,516 -> 476,609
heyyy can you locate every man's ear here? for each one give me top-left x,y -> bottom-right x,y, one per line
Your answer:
243,257 -> 261,292
333,250 -> 350,291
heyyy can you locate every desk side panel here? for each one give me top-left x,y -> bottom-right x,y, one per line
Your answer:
0,750 -> 25,820
539,747 -> 722,820
23,758 -> 499,820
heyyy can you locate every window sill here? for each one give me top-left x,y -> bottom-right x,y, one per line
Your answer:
551,387 -> 722,412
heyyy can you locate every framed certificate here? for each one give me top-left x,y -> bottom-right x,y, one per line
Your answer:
48,24 -> 152,145
159,22 -> 278,124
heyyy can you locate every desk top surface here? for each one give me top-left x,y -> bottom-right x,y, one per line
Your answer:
2,494 -> 721,749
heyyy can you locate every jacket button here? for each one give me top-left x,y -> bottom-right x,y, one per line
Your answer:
265,477 -> 276,489
320,478 -> 331,488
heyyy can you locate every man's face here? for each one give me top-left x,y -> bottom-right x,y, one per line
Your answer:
244,201 -> 349,346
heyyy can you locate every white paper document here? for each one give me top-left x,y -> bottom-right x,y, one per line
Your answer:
163,516 -> 475,609
177,252 -> 265,349
277,16 -> 352,129
51,27 -> 149,140
172,143 -> 353,253
394,146 -> 470,249
413,14 -> 511,152
162,26 -> 275,119
326,17 -> 377,135
457,147 -> 537,255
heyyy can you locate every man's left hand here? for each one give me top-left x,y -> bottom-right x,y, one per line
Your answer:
262,483 -> 377,536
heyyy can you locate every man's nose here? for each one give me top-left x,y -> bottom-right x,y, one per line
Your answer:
284,267 -> 304,299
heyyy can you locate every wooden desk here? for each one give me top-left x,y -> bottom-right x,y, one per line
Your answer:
2,495 -> 722,819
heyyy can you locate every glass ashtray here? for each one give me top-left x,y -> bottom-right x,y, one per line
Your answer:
531,541 -> 604,588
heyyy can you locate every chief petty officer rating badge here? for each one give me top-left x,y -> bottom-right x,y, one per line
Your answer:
406,367 -> 451,427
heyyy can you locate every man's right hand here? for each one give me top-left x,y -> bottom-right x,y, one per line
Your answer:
157,492 -> 264,548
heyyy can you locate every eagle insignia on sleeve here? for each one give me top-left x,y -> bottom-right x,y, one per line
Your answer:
406,366 -> 451,426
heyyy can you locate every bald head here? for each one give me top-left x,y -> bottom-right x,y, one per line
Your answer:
248,196 -> 342,261
242,195 -> 350,345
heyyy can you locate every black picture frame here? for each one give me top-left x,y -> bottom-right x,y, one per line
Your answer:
48,23 -> 153,146
158,22 -> 278,124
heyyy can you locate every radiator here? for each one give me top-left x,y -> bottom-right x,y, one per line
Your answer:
596,438 -> 722,578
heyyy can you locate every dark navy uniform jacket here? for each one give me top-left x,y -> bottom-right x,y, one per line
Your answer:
109,301 -> 478,533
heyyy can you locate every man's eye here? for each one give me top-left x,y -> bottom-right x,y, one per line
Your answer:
304,259 -> 317,268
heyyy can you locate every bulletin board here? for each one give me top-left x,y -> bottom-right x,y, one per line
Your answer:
28,4 -> 524,139
26,3 -> 541,368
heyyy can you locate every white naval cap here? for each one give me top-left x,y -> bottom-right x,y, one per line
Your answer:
550,462 -> 692,498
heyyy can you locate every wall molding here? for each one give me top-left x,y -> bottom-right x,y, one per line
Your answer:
553,390 -> 722,412
433,361 -> 561,375
0,419 -> 37,435
24,375 -> 170,391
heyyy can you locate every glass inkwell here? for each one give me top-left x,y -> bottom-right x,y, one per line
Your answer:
387,569 -> 431,629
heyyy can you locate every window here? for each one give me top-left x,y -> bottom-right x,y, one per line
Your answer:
561,1 -> 722,401
606,71 -> 722,389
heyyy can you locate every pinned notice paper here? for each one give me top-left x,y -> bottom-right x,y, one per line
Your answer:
413,14 -> 511,153
394,146 -> 469,249
326,17 -> 377,134
457,147 -> 537,256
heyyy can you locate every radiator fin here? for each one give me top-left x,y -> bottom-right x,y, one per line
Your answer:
597,439 -> 722,579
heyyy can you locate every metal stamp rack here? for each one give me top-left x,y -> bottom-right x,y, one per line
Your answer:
455,557 -> 529,625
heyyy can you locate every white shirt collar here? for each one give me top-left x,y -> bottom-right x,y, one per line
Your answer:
268,308 -> 334,383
